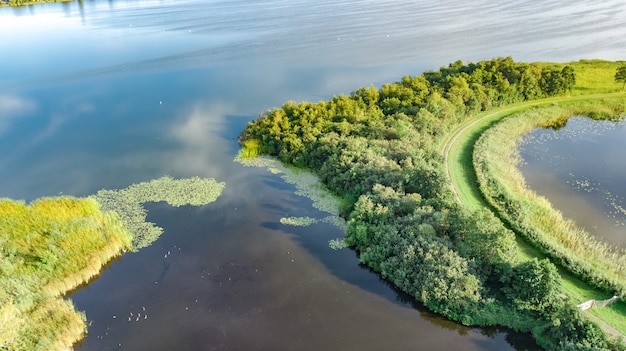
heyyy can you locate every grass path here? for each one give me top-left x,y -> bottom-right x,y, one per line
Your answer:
439,92 -> 624,210
438,92 -> 626,337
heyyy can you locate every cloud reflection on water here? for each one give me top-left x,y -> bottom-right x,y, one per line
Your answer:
0,94 -> 36,135
165,102 -> 235,178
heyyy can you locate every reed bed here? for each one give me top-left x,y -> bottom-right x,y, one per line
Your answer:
0,197 -> 131,351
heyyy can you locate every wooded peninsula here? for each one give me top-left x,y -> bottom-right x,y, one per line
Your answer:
240,58 -> 626,350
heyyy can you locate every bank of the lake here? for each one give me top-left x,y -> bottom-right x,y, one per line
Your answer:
0,0 -> 70,7
0,197 -> 130,350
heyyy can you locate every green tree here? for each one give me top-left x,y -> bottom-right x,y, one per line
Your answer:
560,66 -> 576,92
615,65 -> 626,90
501,258 -> 561,314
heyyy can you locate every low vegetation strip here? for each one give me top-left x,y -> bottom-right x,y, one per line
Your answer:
0,0 -> 71,7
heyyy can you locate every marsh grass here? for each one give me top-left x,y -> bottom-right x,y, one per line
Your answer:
0,197 -> 131,351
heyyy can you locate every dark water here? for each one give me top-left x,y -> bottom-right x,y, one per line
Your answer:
520,117 -> 626,248
2,1 -> 626,350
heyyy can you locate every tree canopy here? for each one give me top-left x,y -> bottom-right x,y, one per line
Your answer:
616,65 -> 626,90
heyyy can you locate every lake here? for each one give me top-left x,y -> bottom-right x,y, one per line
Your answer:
1,1 -> 625,350
520,117 -> 626,249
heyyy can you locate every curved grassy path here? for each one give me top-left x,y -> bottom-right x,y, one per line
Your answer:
440,92 -> 624,210
439,92 -> 626,337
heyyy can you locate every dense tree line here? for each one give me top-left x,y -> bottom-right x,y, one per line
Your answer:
240,57 -> 623,350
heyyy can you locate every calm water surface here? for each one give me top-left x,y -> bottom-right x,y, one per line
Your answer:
2,1 -> 626,350
520,117 -> 626,248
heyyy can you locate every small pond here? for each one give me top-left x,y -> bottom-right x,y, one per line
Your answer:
520,116 -> 626,248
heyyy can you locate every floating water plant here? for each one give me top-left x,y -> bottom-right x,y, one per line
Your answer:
93,176 -> 225,250
235,155 -> 345,231
279,216 -> 319,226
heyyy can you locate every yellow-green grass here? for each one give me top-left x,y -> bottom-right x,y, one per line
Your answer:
0,197 -> 132,351
0,0 -> 72,7
565,59 -> 626,95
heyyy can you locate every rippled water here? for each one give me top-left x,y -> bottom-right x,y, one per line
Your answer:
1,1 -> 625,350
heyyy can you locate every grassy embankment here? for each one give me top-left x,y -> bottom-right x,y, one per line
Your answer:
0,0 -> 71,7
0,176 -> 225,351
441,60 -> 626,336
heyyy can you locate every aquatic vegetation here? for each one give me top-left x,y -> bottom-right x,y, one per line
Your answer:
235,155 -> 345,230
93,176 -> 225,250
328,238 -> 347,250
279,216 -> 319,226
